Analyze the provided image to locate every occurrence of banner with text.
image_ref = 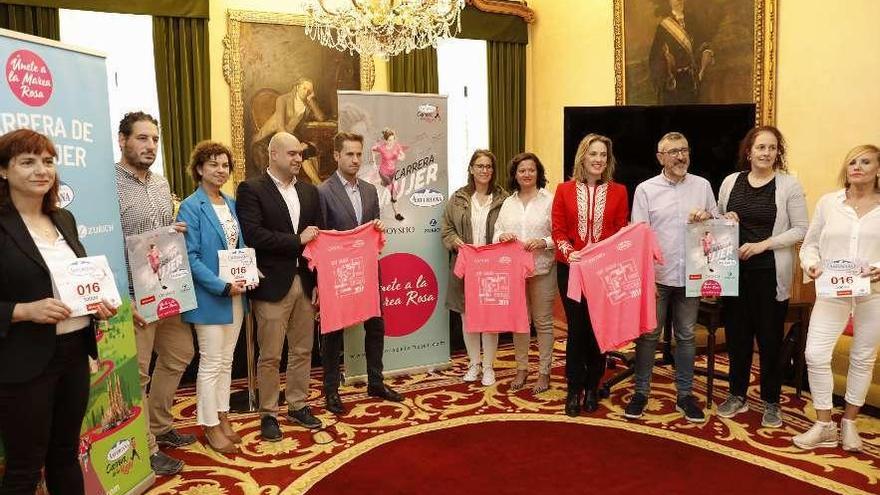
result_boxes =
[0,30,153,494]
[337,91,450,377]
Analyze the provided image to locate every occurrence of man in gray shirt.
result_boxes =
[626,131,716,423]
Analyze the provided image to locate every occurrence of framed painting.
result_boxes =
[223,9,375,185]
[613,0,777,124]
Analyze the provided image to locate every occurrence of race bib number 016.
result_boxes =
[816,259,871,298]
[56,255,122,317]
[218,248,259,286]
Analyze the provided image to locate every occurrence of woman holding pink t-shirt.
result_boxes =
[495,152,558,393]
[552,134,629,417]
[442,150,508,386]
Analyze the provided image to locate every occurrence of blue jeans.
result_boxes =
[634,284,698,399]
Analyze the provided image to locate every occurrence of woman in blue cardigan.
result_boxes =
[177,141,252,454]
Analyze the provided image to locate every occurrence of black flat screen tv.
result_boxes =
[563,104,756,202]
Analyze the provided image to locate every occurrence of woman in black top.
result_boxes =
[716,126,808,428]
[0,129,116,494]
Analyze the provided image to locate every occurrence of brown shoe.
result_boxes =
[532,373,551,394]
[218,412,242,444]
[205,425,237,454]
[510,370,528,391]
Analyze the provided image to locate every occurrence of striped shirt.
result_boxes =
[115,164,175,295]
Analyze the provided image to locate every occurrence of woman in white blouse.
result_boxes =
[177,141,252,454]
[794,144,880,453]
[495,152,558,393]
[441,150,508,386]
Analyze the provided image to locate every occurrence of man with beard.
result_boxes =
[115,112,194,475]
[625,131,716,423]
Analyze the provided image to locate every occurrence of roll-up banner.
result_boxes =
[0,29,153,495]
[337,91,451,378]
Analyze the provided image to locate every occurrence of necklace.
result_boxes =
[21,214,55,238]
[847,190,880,212]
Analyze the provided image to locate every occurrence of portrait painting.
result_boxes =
[614,0,777,123]
[224,10,374,185]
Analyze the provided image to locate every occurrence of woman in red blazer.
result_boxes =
[552,133,629,417]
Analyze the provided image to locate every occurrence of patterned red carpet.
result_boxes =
[146,342,880,495]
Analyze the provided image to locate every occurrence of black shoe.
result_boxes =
[394,213,405,221]
[150,451,184,476]
[368,384,404,402]
[624,393,649,419]
[155,428,197,448]
[676,395,707,423]
[564,391,581,417]
[260,415,282,442]
[325,391,348,415]
[583,389,599,413]
[287,405,323,429]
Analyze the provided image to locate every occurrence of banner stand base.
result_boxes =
[343,361,453,386]
[229,389,257,413]
[125,472,156,495]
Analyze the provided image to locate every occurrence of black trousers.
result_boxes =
[557,263,606,393]
[0,330,90,495]
[321,316,385,393]
[723,268,789,403]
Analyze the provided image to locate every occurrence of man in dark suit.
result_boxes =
[236,132,323,442]
[317,132,403,415]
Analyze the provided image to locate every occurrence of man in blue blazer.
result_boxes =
[236,132,323,442]
[317,132,404,415]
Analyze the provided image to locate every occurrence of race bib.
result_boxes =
[218,248,259,286]
[816,259,871,298]
[55,255,122,317]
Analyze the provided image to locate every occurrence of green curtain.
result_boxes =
[2,1,207,18]
[487,40,526,188]
[0,3,59,40]
[153,16,211,198]
[459,5,527,43]
[389,46,438,94]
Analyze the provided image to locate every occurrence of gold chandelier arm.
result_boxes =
[317,0,337,15]
[351,0,368,15]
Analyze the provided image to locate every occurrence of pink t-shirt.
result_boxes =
[453,242,535,333]
[371,142,404,178]
[567,222,664,352]
[303,223,385,334]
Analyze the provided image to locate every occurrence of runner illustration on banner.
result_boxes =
[371,127,408,221]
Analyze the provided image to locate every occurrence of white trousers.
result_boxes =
[462,320,499,371]
[194,296,244,426]
[804,293,880,410]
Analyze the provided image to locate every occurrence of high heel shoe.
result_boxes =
[218,412,242,444]
[205,424,237,454]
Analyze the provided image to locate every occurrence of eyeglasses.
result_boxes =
[472,164,493,171]
[660,148,690,157]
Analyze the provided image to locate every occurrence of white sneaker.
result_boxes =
[481,368,496,386]
[463,364,480,382]
[793,421,838,450]
[840,418,863,452]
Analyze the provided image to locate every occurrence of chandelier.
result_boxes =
[304,0,465,59]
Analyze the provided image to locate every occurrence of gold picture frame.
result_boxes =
[613,0,777,124]
[223,9,375,186]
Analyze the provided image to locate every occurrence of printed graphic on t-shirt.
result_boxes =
[333,256,366,297]
[477,272,510,305]
[598,259,642,304]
